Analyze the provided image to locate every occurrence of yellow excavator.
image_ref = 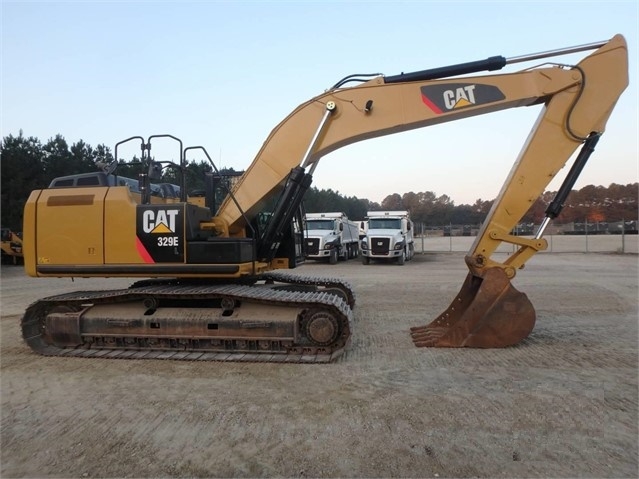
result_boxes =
[1,227,24,265]
[21,34,628,361]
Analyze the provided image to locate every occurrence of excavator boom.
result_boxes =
[217,35,627,235]
[20,35,628,360]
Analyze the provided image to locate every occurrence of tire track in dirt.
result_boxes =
[2,253,637,478]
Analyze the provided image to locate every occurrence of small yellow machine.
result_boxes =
[21,35,628,361]
[1,228,23,265]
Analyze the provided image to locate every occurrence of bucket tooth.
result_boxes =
[410,268,536,348]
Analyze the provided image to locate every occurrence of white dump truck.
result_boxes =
[304,212,360,264]
[360,210,415,265]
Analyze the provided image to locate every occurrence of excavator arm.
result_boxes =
[216,34,627,348]
[219,35,627,238]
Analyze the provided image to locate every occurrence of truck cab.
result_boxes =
[360,211,414,265]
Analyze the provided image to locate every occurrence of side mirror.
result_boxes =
[97,160,117,175]
[339,223,343,232]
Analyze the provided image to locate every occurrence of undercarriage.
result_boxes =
[21,272,354,363]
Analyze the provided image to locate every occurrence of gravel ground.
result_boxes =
[1,251,637,478]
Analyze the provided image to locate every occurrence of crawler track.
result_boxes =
[21,275,354,363]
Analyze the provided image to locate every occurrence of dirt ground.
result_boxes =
[1,251,637,478]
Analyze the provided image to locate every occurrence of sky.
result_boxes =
[2,1,638,206]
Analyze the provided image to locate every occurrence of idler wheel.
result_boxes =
[304,310,340,346]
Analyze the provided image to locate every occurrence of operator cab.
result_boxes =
[49,172,141,192]
[48,172,181,199]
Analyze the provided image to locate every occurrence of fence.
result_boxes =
[412,221,639,254]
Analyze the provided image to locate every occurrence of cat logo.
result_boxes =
[421,83,505,114]
[136,205,184,263]
[443,85,477,109]
[142,209,179,233]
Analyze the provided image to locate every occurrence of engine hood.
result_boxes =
[366,229,404,238]
[305,230,339,239]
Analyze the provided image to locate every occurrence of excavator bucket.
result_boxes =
[410,267,536,348]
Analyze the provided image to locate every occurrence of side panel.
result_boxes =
[35,188,108,266]
[23,190,40,276]
[104,188,145,264]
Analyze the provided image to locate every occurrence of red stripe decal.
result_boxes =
[136,237,155,263]
[421,93,442,114]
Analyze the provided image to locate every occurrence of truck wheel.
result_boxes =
[397,250,406,265]
[353,245,359,258]
[362,256,370,265]
[329,248,338,265]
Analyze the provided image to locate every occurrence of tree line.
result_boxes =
[2,132,637,232]
[371,184,638,227]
